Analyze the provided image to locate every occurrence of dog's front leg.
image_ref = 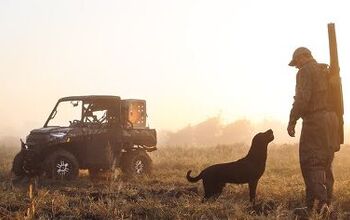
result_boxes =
[248,180,258,205]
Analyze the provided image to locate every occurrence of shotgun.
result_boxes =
[327,23,344,144]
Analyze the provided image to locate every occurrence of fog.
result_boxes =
[1,0,350,147]
[158,117,350,147]
[2,115,349,148]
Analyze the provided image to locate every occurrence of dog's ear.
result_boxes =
[251,133,263,146]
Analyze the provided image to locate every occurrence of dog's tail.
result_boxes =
[186,170,202,182]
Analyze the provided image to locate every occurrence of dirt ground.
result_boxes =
[1,143,350,219]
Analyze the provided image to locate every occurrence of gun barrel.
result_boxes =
[328,23,340,75]
[327,23,344,144]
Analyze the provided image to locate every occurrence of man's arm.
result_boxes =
[288,68,312,135]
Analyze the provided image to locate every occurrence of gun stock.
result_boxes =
[327,23,344,144]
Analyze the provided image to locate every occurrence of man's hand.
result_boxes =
[287,123,295,137]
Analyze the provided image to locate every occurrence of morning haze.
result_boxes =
[0,0,349,143]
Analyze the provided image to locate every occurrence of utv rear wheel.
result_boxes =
[45,150,79,180]
[121,150,152,176]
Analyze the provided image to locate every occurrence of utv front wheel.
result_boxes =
[121,150,152,176]
[45,150,79,180]
[12,151,25,177]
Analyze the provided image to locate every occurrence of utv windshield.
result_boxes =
[46,100,83,127]
[45,99,118,127]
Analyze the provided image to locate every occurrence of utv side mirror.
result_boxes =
[20,139,28,150]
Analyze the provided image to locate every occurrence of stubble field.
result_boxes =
[1,143,350,219]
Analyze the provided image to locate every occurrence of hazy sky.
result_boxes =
[0,0,349,138]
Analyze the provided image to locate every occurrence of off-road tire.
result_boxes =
[44,149,79,180]
[120,150,152,177]
[12,151,25,177]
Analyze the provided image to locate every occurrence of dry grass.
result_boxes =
[1,143,350,219]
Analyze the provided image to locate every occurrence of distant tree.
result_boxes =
[221,119,253,144]
[166,125,195,146]
[193,117,222,146]
[161,117,324,146]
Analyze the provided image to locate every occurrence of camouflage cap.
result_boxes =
[289,47,312,66]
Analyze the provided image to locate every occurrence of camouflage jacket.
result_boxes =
[289,59,329,126]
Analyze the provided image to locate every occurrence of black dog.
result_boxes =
[186,129,274,202]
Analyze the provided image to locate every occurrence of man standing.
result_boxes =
[287,47,340,216]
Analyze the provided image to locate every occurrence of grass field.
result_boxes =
[1,143,350,219]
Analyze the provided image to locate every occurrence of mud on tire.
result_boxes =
[120,150,152,176]
[44,149,79,180]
